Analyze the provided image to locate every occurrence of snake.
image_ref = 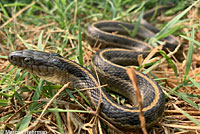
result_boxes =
[8,6,179,131]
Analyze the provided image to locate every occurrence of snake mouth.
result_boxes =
[9,51,25,67]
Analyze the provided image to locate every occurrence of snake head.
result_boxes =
[9,49,62,69]
[8,49,68,84]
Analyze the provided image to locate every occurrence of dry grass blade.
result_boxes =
[162,124,200,130]
[126,67,147,134]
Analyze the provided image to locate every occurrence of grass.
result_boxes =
[0,0,200,133]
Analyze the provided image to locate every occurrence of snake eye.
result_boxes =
[24,57,32,64]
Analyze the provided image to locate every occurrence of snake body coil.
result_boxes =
[8,18,178,130]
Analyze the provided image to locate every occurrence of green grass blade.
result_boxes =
[173,104,200,126]
[160,50,178,77]
[0,92,13,97]
[107,0,116,18]
[17,34,33,50]
[156,24,181,39]
[184,27,194,82]
[37,30,44,51]
[143,60,161,74]
[14,91,24,105]
[0,56,8,59]
[168,80,190,95]
[175,91,200,110]
[119,8,144,37]
[29,80,44,110]
[35,108,90,113]
[31,102,47,112]
[165,1,187,15]
[181,35,200,47]
[0,114,12,121]
[75,88,90,106]
[54,106,64,134]
[14,69,22,81]
[3,3,27,7]
[65,88,86,110]
[0,99,9,106]
[132,8,144,37]
[188,76,200,91]
[77,21,83,66]
[33,81,43,101]
[17,114,32,131]
[0,2,9,19]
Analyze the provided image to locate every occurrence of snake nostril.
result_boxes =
[9,55,14,61]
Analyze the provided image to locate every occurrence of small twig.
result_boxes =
[18,82,70,134]
[0,1,35,29]
[126,67,147,134]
